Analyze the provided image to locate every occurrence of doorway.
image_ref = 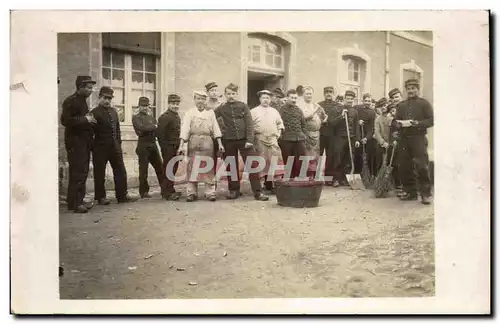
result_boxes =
[247,70,284,109]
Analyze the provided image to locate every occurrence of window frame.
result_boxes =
[247,36,285,75]
[101,49,160,125]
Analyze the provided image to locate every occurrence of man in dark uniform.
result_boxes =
[318,86,341,184]
[389,87,411,195]
[329,90,361,187]
[60,75,97,213]
[215,83,269,201]
[157,94,182,201]
[392,79,433,205]
[132,97,167,199]
[279,89,308,179]
[357,93,378,177]
[91,86,137,204]
[271,87,285,110]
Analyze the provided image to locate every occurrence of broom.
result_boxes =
[373,144,396,198]
[360,127,373,189]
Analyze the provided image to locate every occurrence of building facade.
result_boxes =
[58,31,433,193]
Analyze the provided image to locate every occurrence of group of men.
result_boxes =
[61,74,433,214]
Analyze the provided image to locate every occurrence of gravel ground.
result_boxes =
[59,182,434,299]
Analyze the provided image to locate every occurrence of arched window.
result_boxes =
[400,60,424,95]
[247,36,285,74]
[337,45,371,104]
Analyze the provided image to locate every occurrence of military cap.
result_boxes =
[138,97,150,106]
[193,90,208,98]
[388,88,401,98]
[405,79,420,88]
[362,93,372,100]
[225,83,239,92]
[376,97,388,108]
[168,94,181,102]
[344,90,356,98]
[335,95,344,101]
[257,89,273,97]
[205,82,218,91]
[75,75,96,88]
[387,102,397,112]
[273,88,285,98]
[323,86,335,92]
[98,86,114,97]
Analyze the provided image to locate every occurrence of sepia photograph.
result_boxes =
[57,30,435,299]
[10,10,489,314]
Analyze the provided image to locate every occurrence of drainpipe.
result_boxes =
[384,32,391,97]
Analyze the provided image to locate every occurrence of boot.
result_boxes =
[141,193,152,199]
[421,195,432,205]
[399,192,418,201]
[117,194,139,203]
[254,192,269,201]
[164,192,181,201]
[207,195,217,202]
[96,198,111,205]
[186,194,197,202]
[227,191,241,200]
[73,204,88,214]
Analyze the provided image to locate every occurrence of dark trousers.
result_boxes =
[264,175,274,190]
[320,134,330,156]
[161,143,180,194]
[399,135,431,197]
[65,137,91,209]
[355,138,377,175]
[331,136,355,182]
[375,145,401,187]
[222,139,262,194]
[93,143,128,200]
[279,139,307,179]
[136,143,165,196]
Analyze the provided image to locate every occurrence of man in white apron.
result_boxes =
[178,91,224,202]
[251,89,285,194]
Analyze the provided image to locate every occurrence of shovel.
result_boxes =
[345,113,365,190]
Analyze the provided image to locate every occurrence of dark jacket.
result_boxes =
[157,109,181,147]
[392,97,434,137]
[60,92,94,145]
[215,100,254,144]
[132,110,158,148]
[328,105,361,140]
[318,99,341,137]
[356,105,377,139]
[278,102,307,141]
[90,105,122,149]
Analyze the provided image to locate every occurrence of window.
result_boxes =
[340,55,366,104]
[247,36,285,73]
[102,49,159,123]
[400,60,424,95]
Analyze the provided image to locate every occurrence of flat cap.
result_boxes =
[323,86,335,92]
[98,86,114,97]
[168,94,181,102]
[193,90,208,98]
[205,82,218,91]
[273,88,285,98]
[257,89,273,97]
[376,97,388,108]
[344,90,356,98]
[404,79,420,88]
[138,97,150,106]
[388,88,401,98]
[75,75,96,88]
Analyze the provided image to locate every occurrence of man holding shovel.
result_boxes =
[328,90,361,188]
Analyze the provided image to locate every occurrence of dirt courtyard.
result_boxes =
[59,182,435,299]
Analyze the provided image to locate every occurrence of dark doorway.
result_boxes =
[247,70,284,109]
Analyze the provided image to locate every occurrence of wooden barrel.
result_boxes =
[275,179,324,208]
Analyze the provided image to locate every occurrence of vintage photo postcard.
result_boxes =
[10,10,490,314]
